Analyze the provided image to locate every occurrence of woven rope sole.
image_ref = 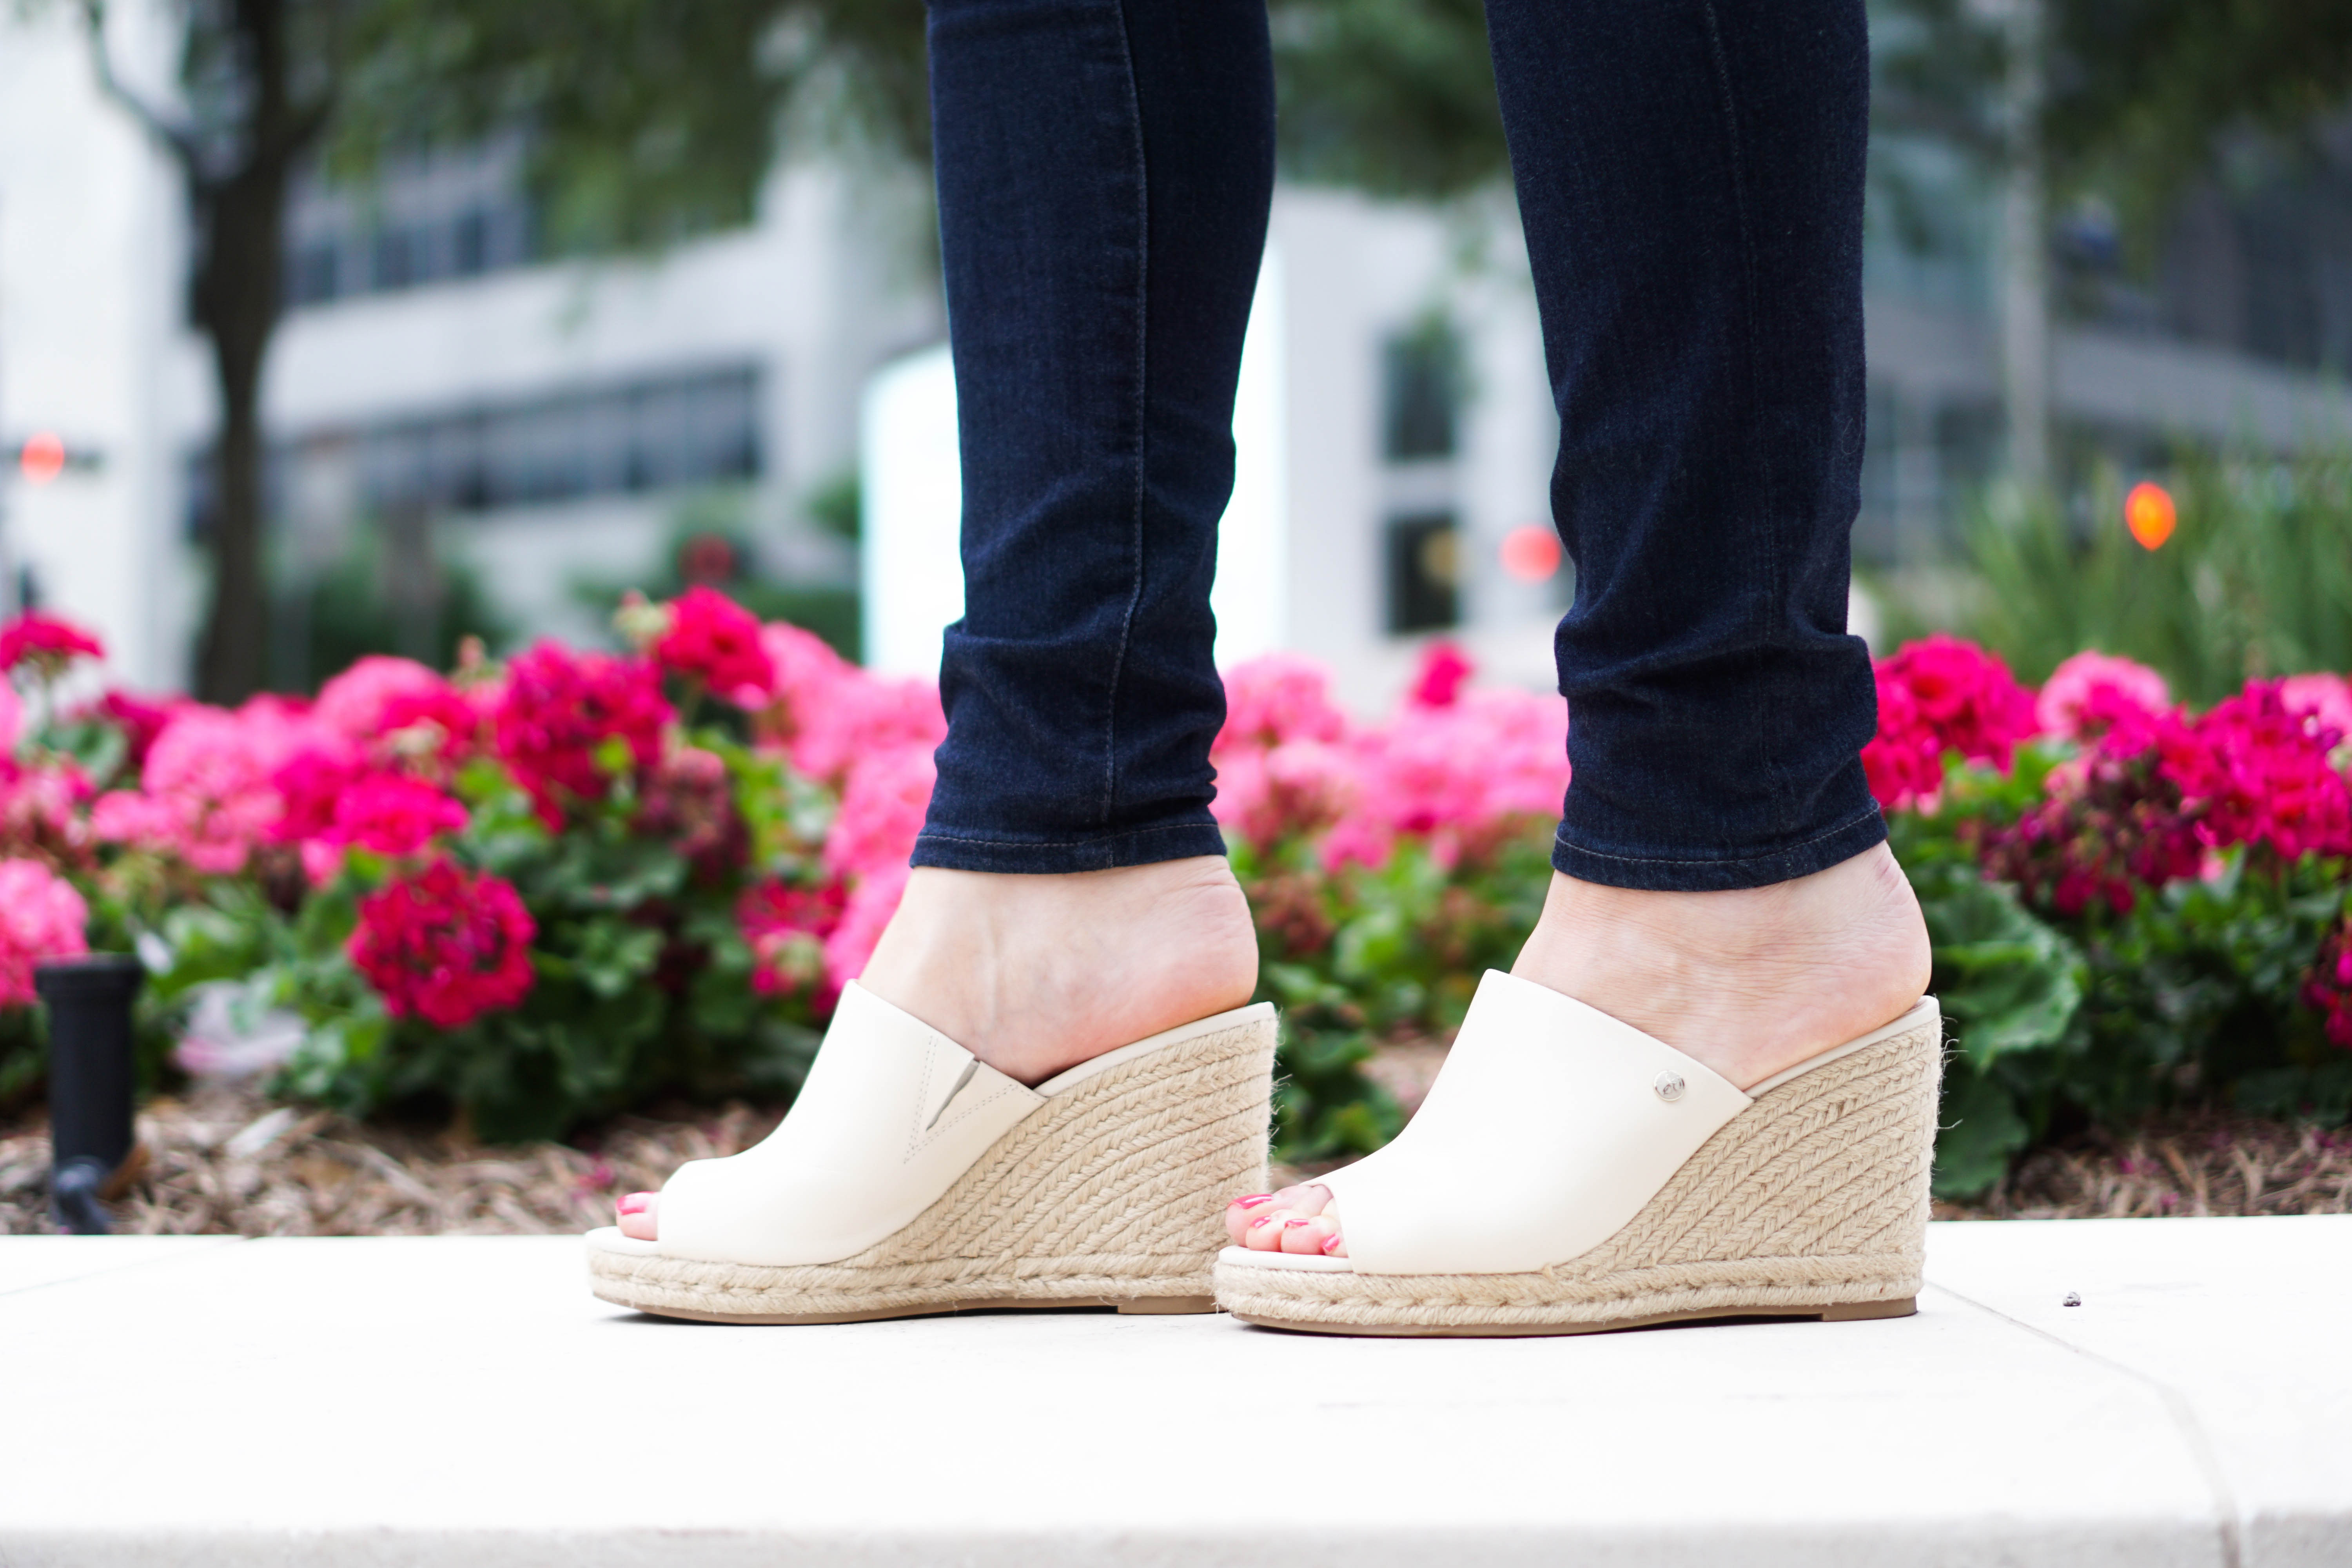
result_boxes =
[1214,1013,1942,1336]
[589,1013,1276,1323]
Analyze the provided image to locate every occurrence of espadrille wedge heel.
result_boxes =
[588,983,1277,1323]
[1215,970,1940,1337]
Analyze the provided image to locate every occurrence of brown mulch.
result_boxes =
[1935,1112,2352,1220]
[0,1085,783,1237]
[4,1066,2348,1236]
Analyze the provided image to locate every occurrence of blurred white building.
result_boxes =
[5,3,2350,708]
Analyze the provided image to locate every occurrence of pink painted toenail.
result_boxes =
[617,1193,650,1215]
[1232,1194,1273,1207]
[1249,1215,1274,1229]
[1321,1235,1343,1254]
[1284,1218,1309,1227]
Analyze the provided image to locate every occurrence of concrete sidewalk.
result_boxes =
[2,1217,2346,1566]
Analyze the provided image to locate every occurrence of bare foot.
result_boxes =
[619,856,1260,1240]
[1228,842,1932,1259]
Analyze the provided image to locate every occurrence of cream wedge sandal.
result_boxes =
[587,982,1277,1323]
[1215,970,1941,1337]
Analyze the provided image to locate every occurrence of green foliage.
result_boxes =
[1907,451,2352,700]
[327,1,928,252]
[275,529,515,691]
[572,492,861,663]
[1269,0,1505,199]
[1886,744,2352,1197]
[131,734,828,1144]
[1875,0,2352,247]
[1235,826,1549,1162]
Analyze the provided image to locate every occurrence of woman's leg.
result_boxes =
[623,0,1273,1239]
[862,0,1272,1085]
[920,0,1273,874]
[1242,0,1928,1259]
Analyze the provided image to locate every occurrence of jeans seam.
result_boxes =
[916,822,1217,851]
[1551,801,1881,867]
[1098,0,1152,832]
[1697,0,1795,846]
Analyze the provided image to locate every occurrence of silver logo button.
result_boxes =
[1654,1072,1686,1103]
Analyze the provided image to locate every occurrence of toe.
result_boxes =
[1224,1192,1276,1245]
[617,1191,659,1241]
[1240,1207,1290,1250]
[1277,1214,1339,1254]
[1269,1182,1332,1218]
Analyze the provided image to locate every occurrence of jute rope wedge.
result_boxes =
[588,984,1276,1324]
[1216,971,1941,1337]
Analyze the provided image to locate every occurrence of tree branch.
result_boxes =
[78,0,205,176]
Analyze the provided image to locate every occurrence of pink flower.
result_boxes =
[0,858,89,1007]
[1407,642,1476,709]
[823,747,936,880]
[2161,682,2352,862]
[1211,739,1360,853]
[0,757,94,861]
[1864,636,2041,810]
[784,675,946,788]
[98,698,339,873]
[2036,652,2170,740]
[2304,915,2352,1051]
[824,861,908,994]
[738,879,846,1004]
[0,612,104,674]
[2279,673,2352,752]
[271,748,367,843]
[325,775,468,856]
[1216,655,1350,751]
[314,656,449,742]
[637,743,743,875]
[0,683,19,753]
[347,859,536,1029]
[1337,688,1569,867]
[492,642,672,824]
[655,587,774,702]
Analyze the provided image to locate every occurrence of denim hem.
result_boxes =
[910,819,1230,875]
[1548,804,1887,892]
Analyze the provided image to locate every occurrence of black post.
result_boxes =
[36,954,146,1235]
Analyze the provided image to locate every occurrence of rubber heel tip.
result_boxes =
[1821,1296,1916,1323]
[1115,1295,1218,1315]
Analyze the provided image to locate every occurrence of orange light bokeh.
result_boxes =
[1499,524,1562,582]
[2125,481,2176,551]
[19,431,66,486]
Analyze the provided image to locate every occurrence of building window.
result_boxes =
[281,139,539,309]
[1385,511,1461,633]
[1382,320,1464,461]
[186,366,764,537]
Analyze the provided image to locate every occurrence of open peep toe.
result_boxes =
[1215,970,1942,1337]
[588,982,1278,1323]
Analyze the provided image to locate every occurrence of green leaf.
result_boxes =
[1917,868,2083,1067]
[1932,1059,2031,1201]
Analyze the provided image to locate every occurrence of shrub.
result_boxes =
[5,594,2347,1200]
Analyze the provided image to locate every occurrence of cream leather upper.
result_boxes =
[657,983,1044,1266]
[1232,978,1941,1278]
[652,984,1278,1269]
[1312,969,1755,1276]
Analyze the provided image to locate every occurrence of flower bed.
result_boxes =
[2,600,2348,1196]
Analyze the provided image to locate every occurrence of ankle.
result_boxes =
[857,857,1260,1083]
[1510,845,1929,1088]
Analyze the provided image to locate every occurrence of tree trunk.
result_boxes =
[197,216,279,704]
[188,20,301,701]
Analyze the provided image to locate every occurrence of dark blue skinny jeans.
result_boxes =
[913,0,1885,891]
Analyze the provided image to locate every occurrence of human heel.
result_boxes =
[586,984,1277,1323]
[1213,970,1940,1337]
